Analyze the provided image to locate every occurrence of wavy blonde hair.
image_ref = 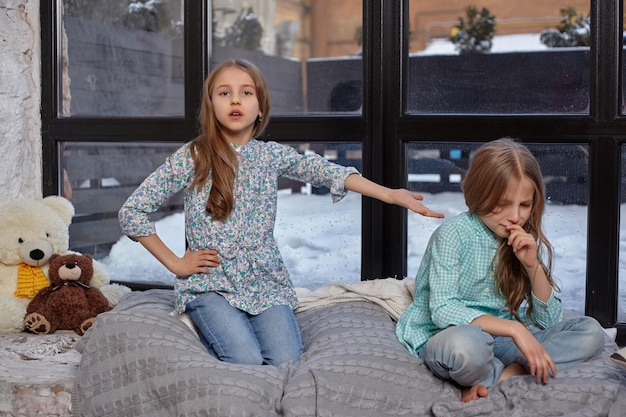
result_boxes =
[462,138,557,323]
[189,59,271,221]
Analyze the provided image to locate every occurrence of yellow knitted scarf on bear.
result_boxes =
[15,263,49,298]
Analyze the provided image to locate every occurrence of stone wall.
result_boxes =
[0,0,41,200]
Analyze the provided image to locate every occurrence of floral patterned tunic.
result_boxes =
[119,139,358,314]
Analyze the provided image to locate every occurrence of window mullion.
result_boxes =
[585,0,621,328]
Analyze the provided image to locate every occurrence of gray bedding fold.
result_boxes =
[72,289,626,417]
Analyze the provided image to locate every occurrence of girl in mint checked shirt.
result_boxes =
[119,59,444,366]
[396,138,605,403]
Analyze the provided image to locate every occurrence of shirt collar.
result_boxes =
[469,211,501,242]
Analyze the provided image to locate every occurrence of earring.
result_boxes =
[256,115,262,123]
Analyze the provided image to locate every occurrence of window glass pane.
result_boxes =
[406,142,588,314]
[60,1,185,117]
[62,141,183,262]
[210,1,363,115]
[275,142,362,289]
[63,141,362,289]
[407,1,590,114]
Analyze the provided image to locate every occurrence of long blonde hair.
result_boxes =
[189,59,271,221]
[462,138,557,323]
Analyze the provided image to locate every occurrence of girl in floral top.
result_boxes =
[396,138,605,402]
[119,59,444,366]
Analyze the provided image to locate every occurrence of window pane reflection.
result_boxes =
[59,1,366,117]
[407,1,590,114]
[210,1,363,115]
[406,141,588,315]
[60,1,185,117]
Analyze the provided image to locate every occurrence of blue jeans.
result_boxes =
[186,291,303,366]
[419,316,605,388]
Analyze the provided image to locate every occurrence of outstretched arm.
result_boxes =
[344,173,445,218]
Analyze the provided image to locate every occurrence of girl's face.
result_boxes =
[211,66,262,144]
[479,176,535,238]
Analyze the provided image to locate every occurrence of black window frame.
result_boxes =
[41,0,626,344]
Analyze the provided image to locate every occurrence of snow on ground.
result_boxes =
[417,33,549,56]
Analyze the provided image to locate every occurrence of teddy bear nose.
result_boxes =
[29,249,45,261]
[65,262,77,269]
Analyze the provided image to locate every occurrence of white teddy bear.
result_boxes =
[0,196,130,333]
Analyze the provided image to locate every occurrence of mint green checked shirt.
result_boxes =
[396,211,562,356]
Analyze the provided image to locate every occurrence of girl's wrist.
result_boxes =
[164,255,181,273]
[524,262,541,275]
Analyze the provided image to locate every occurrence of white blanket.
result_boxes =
[295,277,415,321]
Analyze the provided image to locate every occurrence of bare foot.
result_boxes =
[460,363,527,403]
[498,362,528,382]
[461,384,489,402]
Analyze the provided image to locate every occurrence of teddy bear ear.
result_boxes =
[42,196,75,226]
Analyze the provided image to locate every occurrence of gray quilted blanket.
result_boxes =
[72,289,626,417]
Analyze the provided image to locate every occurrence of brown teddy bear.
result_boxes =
[24,253,112,335]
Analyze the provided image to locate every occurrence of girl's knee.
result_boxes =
[560,316,606,359]
[580,317,607,356]
[442,325,493,357]
[222,348,264,365]
[263,331,303,365]
[424,325,495,385]
[265,345,303,366]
